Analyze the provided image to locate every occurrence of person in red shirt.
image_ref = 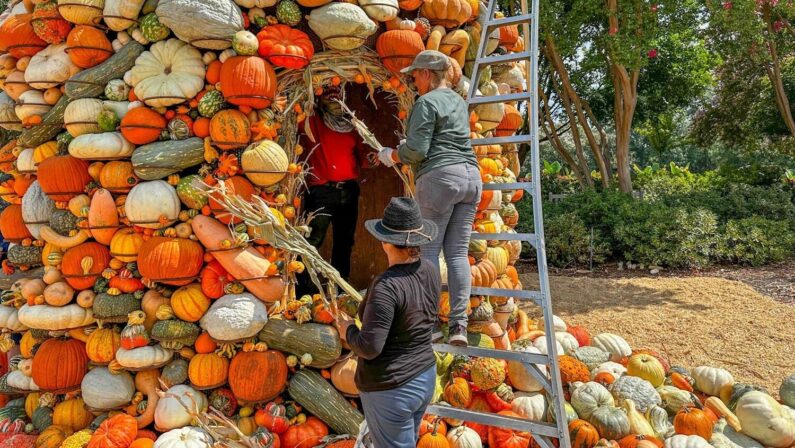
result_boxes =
[297,87,371,293]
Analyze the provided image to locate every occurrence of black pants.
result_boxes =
[297,181,360,296]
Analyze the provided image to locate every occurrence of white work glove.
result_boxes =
[399,138,406,147]
[378,147,396,167]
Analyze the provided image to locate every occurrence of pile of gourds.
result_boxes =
[426,314,795,448]
[0,0,531,445]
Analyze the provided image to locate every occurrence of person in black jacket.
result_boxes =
[334,197,440,448]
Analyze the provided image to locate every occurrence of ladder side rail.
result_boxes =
[467,0,498,99]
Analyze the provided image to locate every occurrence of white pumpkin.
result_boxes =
[511,392,546,421]
[0,91,21,131]
[103,100,131,119]
[103,0,145,31]
[308,3,378,51]
[22,180,55,239]
[15,147,37,173]
[734,391,795,448]
[69,132,135,160]
[539,314,567,332]
[64,98,104,137]
[199,293,268,342]
[592,333,632,362]
[24,44,80,89]
[664,435,714,448]
[532,334,564,356]
[130,39,206,108]
[710,419,762,448]
[156,0,244,50]
[17,303,95,330]
[58,0,105,25]
[506,345,546,392]
[154,427,213,448]
[6,370,39,391]
[474,81,504,131]
[555,331,579,355]
[591,362,626,380]
[125,180,180,229]
[16,90,52,121]
[0,305,27,332]
[691,366,734,397]
[81,367,136,410]
[358,0,398,22]
[569,381,614,420]
[446,425,482,448]
[155,385,208,431]
[116,345,174,369]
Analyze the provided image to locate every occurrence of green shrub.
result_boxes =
[543,213,609,268]
[718,217,795,266]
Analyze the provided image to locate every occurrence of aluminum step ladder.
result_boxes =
[425,0,571,445]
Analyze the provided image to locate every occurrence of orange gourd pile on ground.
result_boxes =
[0,0,793,447]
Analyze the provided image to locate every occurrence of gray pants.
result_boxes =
[416,163,482,327]
[359,365,436,448]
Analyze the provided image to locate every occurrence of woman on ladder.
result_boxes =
[379,50,482,346]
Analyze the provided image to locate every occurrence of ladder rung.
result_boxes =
[470,232,537,244]
[433,343,549,364]
[469,92,533,105]
[470,287,543,302]
[473,134,534,146]
[482,181,532,192]
[426,405,561,438]
[475,51,533,66]
[486,14,533,28]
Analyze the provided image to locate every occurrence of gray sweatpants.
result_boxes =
[416,162,482,327]
[359,365,436,448]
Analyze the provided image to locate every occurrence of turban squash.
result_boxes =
[256,25,314,69]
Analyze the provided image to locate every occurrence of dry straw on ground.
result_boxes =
[519,272,795,394]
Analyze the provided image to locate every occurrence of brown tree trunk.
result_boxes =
[607,0,637,193]
[764,5,795,137]
[550,74,594,187]
[539,86,588,186]
[543,36,611,187]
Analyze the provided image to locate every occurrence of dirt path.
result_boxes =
[518,272,795,394]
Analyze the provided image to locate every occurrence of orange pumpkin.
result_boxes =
[282,417,329,448]
[219,56,277,109]
[420,0,472,28]
[487,411,530,448]
[496,104,522,136]
[566,325,591,347]
[61,242,111,290]
[398,0,423,10]
[499,25,520,50]
[99,161,138,193]
[443,377,472,408]
[209,109,251,151]
[617,435,664,448]
[66,26,112,68]
[0,14,48,58]
[559,355,590,384]
[87,413,138,448]
[228,350,288,403]
[120,107,167,145]
[417,419,449,448]
[470,259,497,287]
[208,176,256,224]
[188,353,229,389]
[673,407,713,440]
[0,204,33,242]
[32,338,88,392]
[194,332,217,354]
[137,237,205,286]
[569,419,599,448]
[256,25,314,69]
[376,29,425,74]
[37,155,91,202]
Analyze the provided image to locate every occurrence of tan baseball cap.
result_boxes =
[400,50,452,74]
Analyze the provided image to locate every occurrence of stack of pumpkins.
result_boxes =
[0,0,532,445]
[427,317,795,448]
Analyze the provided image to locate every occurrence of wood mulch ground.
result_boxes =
[517,264,795,395]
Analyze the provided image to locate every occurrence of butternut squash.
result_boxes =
[134,369,160,429]
[88,189,119,245]
[705,396,741,432]
[426,26,446,51]
[39,226,90,249]
[191,215,285,303]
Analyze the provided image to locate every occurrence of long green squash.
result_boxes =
[17,96,71,148]
[258,319,341,368]
[65,41,144,99]
[288,369,363,436]
[131,137,205,180]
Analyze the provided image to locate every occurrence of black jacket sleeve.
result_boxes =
[345,281,396,360]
